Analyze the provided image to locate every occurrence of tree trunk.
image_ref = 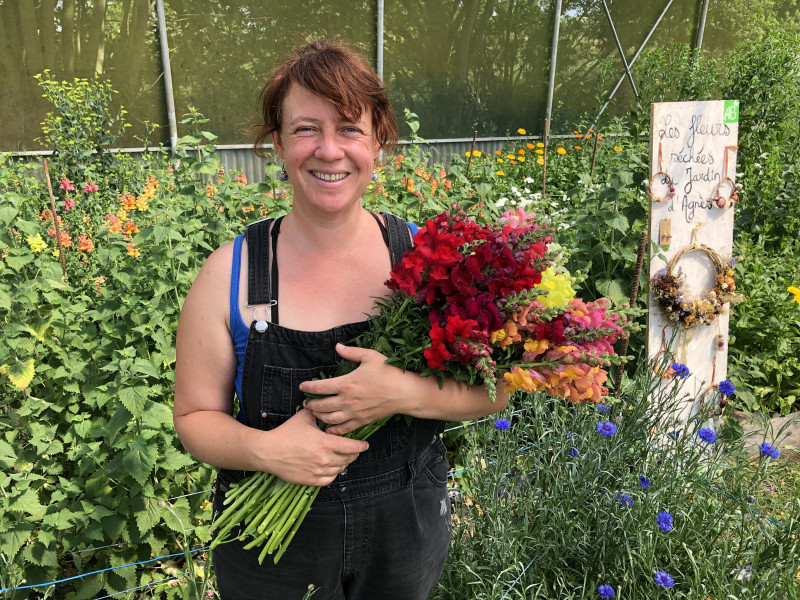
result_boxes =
[17,0,44,76]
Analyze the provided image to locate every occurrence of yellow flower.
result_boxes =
[537,142,544,148]
[536,149,544,155]
[517,128,526,135]
[537,157,545,165]
[789,286,800,304]
[497,158,504,163]
[26,233,47,253]
[465,150,482,158]
[127,243,141,258]
[518,156,525,162]
[556,147,566,155]
[614,145,623,152]
[496,170,505,176]
[506,154,516,160]
[537,267,576,308]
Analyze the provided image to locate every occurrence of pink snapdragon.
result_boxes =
[84,181,99,193]
[59,178,75,191]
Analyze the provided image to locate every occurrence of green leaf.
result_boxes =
[0,205,18,224]
[123,439,157,486]
[133,494,162,535]
[5,253,34,271]
[0,523,34,559]
[118,384,150,418]
[1,356,36,390]
[605,213,629,233]
[595,279,627,305]
[11,488,46,518]
[0,438,17,469]
[161,497,191,533]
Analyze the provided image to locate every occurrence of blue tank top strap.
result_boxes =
[230,233,248,423]
[230,234,243,333]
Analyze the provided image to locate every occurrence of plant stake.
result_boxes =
[42,158,68,280]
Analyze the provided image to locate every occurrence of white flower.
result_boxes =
[511,186,518,194]
[496,197,508,206]
[524,177,535,184]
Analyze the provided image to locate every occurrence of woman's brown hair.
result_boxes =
[253,40,398,157]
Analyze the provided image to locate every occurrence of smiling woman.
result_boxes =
[172,40,507,600]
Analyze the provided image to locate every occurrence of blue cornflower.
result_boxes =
[760,442,780,459]
[598,584,615,598]
[654,571,674,588]
[568,447,579,457]
[668,430,680,440]
[596,403,611,414]
[494,418,511,431]
[615,493,633,507]
[698,428,718,444]
[671,362,690,378]
[639,476,650,488]
[718,379,736,395]
[657,511,673,532]
[596,421,617,437]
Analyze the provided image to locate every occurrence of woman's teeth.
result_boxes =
[312,171,348,182]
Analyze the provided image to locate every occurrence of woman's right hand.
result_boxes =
[262,408,368,487]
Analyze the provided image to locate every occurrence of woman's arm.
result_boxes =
[300,344,509,436]
[173,244,367,486]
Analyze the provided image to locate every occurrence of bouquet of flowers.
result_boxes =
[210,204,633,563]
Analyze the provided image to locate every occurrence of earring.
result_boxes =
[278,161,289,182]
[371,171,378,182]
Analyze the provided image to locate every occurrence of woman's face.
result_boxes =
[271,84,380,216]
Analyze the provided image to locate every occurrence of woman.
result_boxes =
[173,40,508,600]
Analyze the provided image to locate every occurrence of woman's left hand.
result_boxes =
[299,343,409,436]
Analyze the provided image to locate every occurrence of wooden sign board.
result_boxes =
[647,100,739,419]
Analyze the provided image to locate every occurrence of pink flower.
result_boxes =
[63,199,75,210]
[84,182,99,193]
[59,178,75,191]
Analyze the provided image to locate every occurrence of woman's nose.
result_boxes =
[314,131,346,160]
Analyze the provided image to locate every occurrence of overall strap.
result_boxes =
[379,211,414,266]
[245,218,275,306]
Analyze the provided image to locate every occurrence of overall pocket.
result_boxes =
[258,363,338,430]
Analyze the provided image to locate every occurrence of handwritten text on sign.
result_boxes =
[652,101,739,223]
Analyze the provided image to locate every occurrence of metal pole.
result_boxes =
[543,0,563,200]
[377,0,385,80]
[601,0,638,99]
[695,0,710,51]
[592,0,674,129]
[156,0,178,153]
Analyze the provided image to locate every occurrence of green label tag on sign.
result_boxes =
[723,100,739,123]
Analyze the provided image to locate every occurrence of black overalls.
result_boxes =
[213,213,451,600]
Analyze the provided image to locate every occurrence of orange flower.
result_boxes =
[127,243,141,258]
[518,149,525,155]
[77,235,94,253]
[120,194,136,210]
[527,143,535,150]
[105,214,123,234]
[575,146,582,150]
[124,221,139,235]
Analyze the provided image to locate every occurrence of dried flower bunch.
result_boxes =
[651,244,742,328]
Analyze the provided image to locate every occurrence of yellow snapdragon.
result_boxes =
[538,266,576,308]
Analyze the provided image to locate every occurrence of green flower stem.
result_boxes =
[215,414,394,562]
[272,487,320,564]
